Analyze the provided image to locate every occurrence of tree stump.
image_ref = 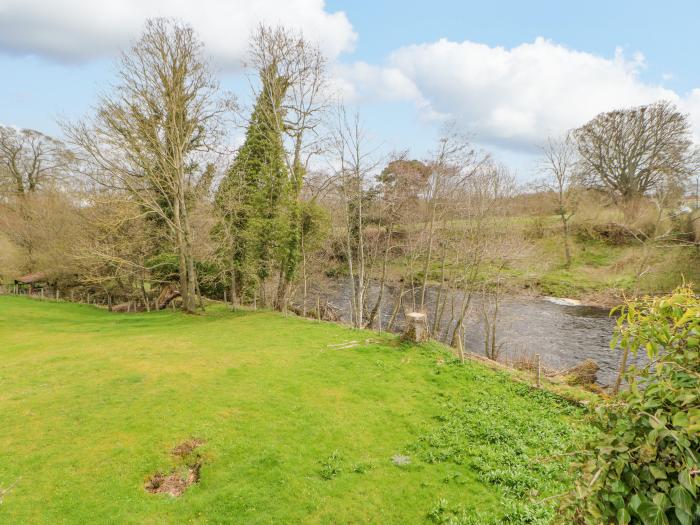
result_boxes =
[403,312,429,343]
[559,359,600,386]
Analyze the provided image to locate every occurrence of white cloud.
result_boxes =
[338,37,697,151]
[331,62,423,102]
[682,89,700,142]
[0,0,356,69]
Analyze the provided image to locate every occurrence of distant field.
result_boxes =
[0,297,591,524]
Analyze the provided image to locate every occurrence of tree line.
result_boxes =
[1,18,698,334]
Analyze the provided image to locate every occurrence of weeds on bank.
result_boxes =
[413,365,595,524]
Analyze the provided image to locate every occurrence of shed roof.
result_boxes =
[15,272,47,284]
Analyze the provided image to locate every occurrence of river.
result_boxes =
[301,280,640,386]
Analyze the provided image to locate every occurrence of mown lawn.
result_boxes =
[0,297,591,524]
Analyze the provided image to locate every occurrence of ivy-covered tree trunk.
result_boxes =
[275,154,304,311]
[215,70,290,306]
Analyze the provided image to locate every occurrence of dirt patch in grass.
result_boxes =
[171,438,205,458]
[145,438,205,497]
[144,462,201,497]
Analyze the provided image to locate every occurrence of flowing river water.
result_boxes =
[303,280,641,386]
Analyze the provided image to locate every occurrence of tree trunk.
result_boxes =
[173,196,195,313]
[140,279,150,312]
[195,277,205,312]
[301,234,308,317]
[275,141,305,313]
[365,227,392,329]
[561,213,572,267]
[451,290,474,348]
[386,282,404,332]
[613,347,629,395]
[420,171,441,309]
[431,243,448,335]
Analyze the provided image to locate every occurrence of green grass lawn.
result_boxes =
[0,297,591,524]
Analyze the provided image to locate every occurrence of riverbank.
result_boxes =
[375,221,699,308]
[522,236,699,306]
[0,296,593,524]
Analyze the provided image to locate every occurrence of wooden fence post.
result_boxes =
[535,353,541,388]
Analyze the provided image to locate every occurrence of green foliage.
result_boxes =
[277,196,329,289]
[145,253,225,298]
[351,460,374,474]
[426,494,559,524]
[300,200,330,249]
[318,451,343,480]
[195,259,226,298]
[215,71,290,300]
[409,367,591,524]
[145,252,180,283]
[561,286,700,524]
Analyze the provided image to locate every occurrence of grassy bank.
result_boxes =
[520,231,699,303]
[0,297,593,523]
[381,214,699,306]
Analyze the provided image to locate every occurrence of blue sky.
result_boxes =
[1,0,699,179]
[328,1,700,92]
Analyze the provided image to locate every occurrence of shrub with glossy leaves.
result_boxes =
[561,286,699,524]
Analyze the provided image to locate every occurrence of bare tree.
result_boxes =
[418,126,490,312]
[0,191,82,275]
[0,126,70,196]
[445,163,517,348]
[64,18,226,313]
[364,155,429,329]
[539,133,579,266]
[330,108,381,328]
[574,101,697,204]
[72,197,159,310]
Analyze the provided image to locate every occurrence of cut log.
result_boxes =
[111,302,131,313]
[156,285,181,310]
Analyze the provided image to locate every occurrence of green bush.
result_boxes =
[561,286,700,524]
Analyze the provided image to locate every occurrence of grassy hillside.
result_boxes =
[0,297,592,524]
[389,214,700,305]
[521,232,699,301]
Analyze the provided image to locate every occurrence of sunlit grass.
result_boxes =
[0,297,590,524]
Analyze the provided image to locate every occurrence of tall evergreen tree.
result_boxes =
[215,68,290,304]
